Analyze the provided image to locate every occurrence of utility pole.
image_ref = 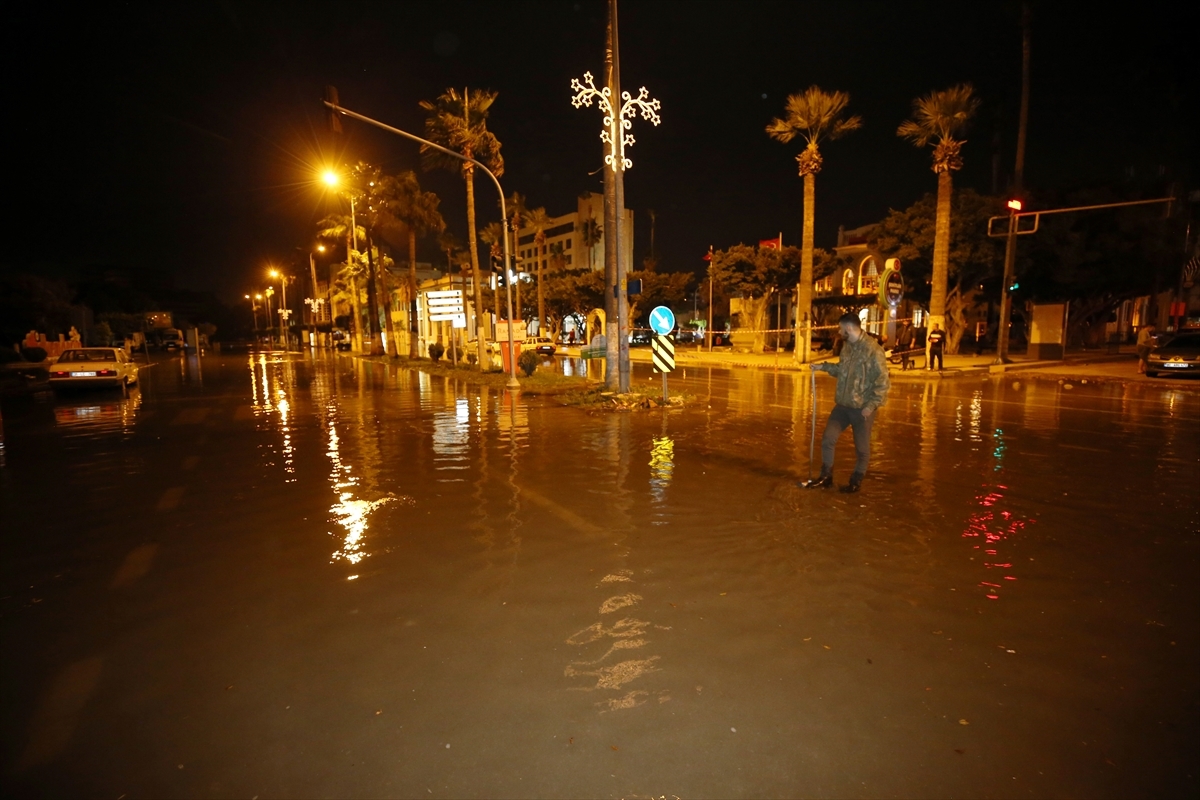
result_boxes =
[602,0,625,391]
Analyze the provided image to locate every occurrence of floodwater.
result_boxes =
[1,352,1197,799]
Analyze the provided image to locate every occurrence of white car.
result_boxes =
[523,336,557,355]
[49,348,139,390]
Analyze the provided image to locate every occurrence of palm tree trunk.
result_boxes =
[464,165,487,367]
[408,230,420,358]
[515,258,523,323]
[930,169,953,326]
[795,170,815,364]
[349,277,363,352]
[365,236,383,355]
[346,233,362,352]
[538,258,546,336]
[375,245,399,358]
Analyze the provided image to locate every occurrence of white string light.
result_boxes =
[570,71,661,171]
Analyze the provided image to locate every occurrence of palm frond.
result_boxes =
[766,85,860,148]
[898,84,980,146]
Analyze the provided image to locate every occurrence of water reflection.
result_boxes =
[323,407,399,575]
[52,389,141,436]
[649,434,674,508]
[961,482,1033,600]
[432,397,471,482]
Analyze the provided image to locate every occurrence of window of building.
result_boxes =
[565,240,572,249]
[858,257,879,295]
[841,269,856,295]
[566,254,572,265]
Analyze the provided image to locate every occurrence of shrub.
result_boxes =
[517,349,539,377]
[21,346,48,362]
[466,352,478,366]
[428,342,445,362]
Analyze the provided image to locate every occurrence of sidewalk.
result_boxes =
[561,344,1200,389]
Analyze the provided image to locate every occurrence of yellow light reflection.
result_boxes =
[325,416,393,567]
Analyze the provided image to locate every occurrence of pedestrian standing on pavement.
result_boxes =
[801,313,891,494]
[896,320,915,370]
[1136,324,1157,374]
[927,324,946,371]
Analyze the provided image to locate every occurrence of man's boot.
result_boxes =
[800,470,833,489]
[840,473,864,494]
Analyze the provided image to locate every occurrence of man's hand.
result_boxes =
[861,406,874,419]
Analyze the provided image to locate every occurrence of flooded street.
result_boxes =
[2,352,1197,798]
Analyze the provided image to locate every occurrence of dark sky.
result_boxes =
[6,1,1193,301]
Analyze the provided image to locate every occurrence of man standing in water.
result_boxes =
[801,313,891,494]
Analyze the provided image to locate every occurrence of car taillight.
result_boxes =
[52,371,69,377]
[96,369,117,376]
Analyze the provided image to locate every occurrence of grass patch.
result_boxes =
[359,355,594,395]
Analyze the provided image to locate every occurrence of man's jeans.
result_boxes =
[821,404,874,478]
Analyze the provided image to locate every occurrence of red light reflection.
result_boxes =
[962,483,1035,600]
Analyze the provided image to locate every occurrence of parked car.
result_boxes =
[49,348,139,390]
[1145,332,1200,378]
[332,330,352,351]
[524,336,557,355]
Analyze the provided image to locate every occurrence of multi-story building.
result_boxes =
[512,192,633,277]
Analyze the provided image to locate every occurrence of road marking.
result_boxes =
[110,543,159,588]
[181,456,199,470]
[171,408,210,425]
[15,656,103,771]
[233,405,254,421]
[520,487,608,538]
[156,487,184,511]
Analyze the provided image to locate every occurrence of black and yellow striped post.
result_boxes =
[651,333,676,401]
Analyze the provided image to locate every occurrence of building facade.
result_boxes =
[513,192,634,277]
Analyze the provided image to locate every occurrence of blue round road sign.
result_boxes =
[649,306,675,335]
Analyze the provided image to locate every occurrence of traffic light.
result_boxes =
[1009,281,1020,292]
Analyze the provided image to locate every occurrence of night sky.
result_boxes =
[7,1,1193,301]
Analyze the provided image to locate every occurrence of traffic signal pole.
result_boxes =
[323,95,520,390]
[995,203,1020,364]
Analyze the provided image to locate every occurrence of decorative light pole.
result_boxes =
[569,71,661,173]
[570,0,661,392]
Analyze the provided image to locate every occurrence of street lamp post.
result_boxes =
[321,97,522,390]
[271,269,294,351]
[264,286,276,350]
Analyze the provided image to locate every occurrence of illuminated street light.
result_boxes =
[322,170,338,187]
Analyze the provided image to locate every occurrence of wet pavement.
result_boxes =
[1,351,1197,798]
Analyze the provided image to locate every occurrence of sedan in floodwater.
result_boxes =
[1146,332,1200,377]
[49,347,139,390]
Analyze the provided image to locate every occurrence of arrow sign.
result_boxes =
[649,305,675,335]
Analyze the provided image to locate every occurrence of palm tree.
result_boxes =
[348,162,388,355]
[390,171,446,357]
[480,221,506,330]
[766,86,862,362]
[419,87,504,367]
[503,192,529,322]
[526,207,554,333]
[897,84,980,331]
[578,216,602,271]
[317,214,366,350]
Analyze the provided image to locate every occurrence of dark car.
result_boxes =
[1146,332,1200,378]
